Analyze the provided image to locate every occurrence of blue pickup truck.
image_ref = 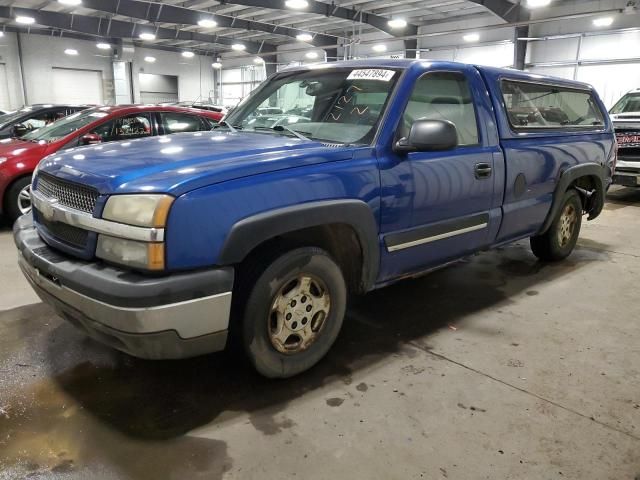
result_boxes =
[14,60,615,378]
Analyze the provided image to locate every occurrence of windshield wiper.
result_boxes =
[214,121,240,133]
[252,125,311,141]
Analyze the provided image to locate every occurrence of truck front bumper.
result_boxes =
[14,215,234,359]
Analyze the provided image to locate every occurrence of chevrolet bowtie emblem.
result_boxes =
[40,197,59,221]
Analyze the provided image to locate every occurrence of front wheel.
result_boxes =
[241,247,347,378]
[530,189,582,262]
[5,177,32,223]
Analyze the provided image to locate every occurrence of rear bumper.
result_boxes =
[14,215,234,359]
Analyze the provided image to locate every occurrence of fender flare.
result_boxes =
[538,163,606,235]
[218,199,380,290]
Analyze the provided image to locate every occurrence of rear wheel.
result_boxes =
[240,247,347,378]
[5,177,32,223]
[530,189,582,262]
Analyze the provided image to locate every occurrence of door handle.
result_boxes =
[474,162,492,179]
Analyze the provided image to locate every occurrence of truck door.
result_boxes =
[379,67,503,281]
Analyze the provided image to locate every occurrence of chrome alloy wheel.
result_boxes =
[557,203,578,248]
[268,274,331,354]
[17,183,32,215]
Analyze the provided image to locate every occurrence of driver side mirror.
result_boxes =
[394,119,458,153]
[81,133,102,145]
[12,124,28,138]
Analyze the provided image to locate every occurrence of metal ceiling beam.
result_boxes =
[217,0,419,37]
[467,0,529,23]
[0,6,277,55]
[78,0,338,47]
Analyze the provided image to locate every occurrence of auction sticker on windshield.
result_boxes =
[347,69,395,82]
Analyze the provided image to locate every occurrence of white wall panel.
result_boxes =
[526,38,580,64]
[580,31,640,61]
[454,43,514,67]
[527,66,575,80]
[51,68,104,104]
[0,64,10,110]
[577,64,640,108]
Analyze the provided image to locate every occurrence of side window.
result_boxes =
[501,80,605,129]
[23,110,63,130]
[90,119,117,142]
[160,112,204,134]
[402,71,479,146]
[115,114,152,140]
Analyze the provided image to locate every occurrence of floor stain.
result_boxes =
[326,398,345,407]
[356,382,368,392]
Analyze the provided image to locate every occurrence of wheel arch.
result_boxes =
[218,200,379,292]
[538,163,606,235]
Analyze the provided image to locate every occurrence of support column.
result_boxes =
[404,26,419,59]
[513,25,529,70]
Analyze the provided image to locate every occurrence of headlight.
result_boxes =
[96,235,165,271]
[103,194,174,227]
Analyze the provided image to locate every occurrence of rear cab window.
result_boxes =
[501,80,605,131]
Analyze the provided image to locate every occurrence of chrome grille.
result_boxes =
[36,173,99,214]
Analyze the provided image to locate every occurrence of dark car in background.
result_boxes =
[0,105,222,221]
[0,104,90,140]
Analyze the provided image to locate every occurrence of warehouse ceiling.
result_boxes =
[0,0,523,55]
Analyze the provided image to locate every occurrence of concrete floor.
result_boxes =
[0,188,639,480]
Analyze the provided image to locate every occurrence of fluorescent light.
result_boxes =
[463,33,480,42]
[96,42,111,50]
[211,62,222,69]
[285,0,308,9]
[387,18,407,29]
[372,44,387,53]
[16,16,35,25]
[305,51,319,59]
[231,43,246,51]
[182,51,195,58]
[593,16,613,27]
[525,0,551,7]
[254,57,264,63]
[59,0,82,5]
[139,32,156,41]
[198,18,217,28]
[0,32,4,38]
[144,56,156,63]
[64,48,78,55]
[296,33,313,42]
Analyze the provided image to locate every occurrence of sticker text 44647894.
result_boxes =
[347,69,396,82]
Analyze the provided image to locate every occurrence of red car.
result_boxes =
[0,105,222,221]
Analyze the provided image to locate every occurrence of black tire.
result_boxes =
[240,247,347,378]
[530,189,582,262]
[4,177,32,224]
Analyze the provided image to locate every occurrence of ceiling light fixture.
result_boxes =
[285,0,308,9]
[231,43,246,51]
[254,57,264,63]
[296,33,313,42]
[96,42,111,50]
[144,56,156,63]
[198,18,217,28]
[211,62,222,69]
[463,33,480,42]
[305,51,319,59]
[525,0,551,7]
[58,0,82,5]
[139,32,156,41]
[593,16,614,27]
[182,51,195,58]
[16,16,36,25]
[387,18,407,29]
[372,44,387,52]
[64,48,78,55]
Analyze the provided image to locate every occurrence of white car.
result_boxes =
[610,89,640,187]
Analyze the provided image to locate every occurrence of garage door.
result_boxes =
[52,68,104,104]
[0,64,10,111]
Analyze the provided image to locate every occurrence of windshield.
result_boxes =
[225,67,400,144]
[610,93,640,114]
[22,109,109,142]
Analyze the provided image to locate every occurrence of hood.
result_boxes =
[37,131,355,196]
[0,138,49,162]
[611,113,640,125]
